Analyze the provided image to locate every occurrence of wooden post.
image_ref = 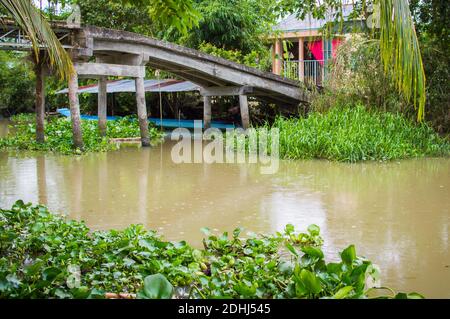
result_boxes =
[135,77,150,147]
[203,96,212,129]
[35,62,45,143]
[98,76,107,136]
[298,37,305,82]
[239,95,250,129]
[68,71,84,150]
[273,39,282,75]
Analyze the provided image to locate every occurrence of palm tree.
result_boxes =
[378,0,426,121]
[0,0,83,148]
[351,0,426,121]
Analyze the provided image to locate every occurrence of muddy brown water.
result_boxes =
[0,120,449,297]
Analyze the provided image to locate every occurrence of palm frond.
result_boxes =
[378,0,426,121]
[0,0,74,80]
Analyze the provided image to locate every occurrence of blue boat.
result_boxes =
[57,108,236,130]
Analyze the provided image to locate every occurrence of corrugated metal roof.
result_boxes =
[56,79,199,94]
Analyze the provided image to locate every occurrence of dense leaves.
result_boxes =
[0,52,35,117]
[240,105,449,162]
[188,0,277,54]
[0,201,423,299]
[0,114,163,155]
[137,274,174,299]
[0,0,75,80]
[278,0,426,122]
[198,42,271,71]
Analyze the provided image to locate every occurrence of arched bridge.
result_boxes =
[1,21,309,143]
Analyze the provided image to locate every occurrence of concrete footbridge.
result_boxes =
[1,20,309,144]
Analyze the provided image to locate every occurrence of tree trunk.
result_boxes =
[35,62,45,143]
[68,71,84,150]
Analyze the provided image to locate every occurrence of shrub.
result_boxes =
[0,52,35,117]
[198,42,272,71]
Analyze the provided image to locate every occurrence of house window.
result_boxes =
[323,38,333,61]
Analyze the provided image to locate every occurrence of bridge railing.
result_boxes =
[283,60,329,86]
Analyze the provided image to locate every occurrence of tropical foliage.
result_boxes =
[198,42,271,71]
[0,114,164,154]
[315,35,411,115]
[410,0,449,133]
[72,0,155,36]
[187,0,277,54]
[0,201,423,299]
[278,0,427,122]
[239,105,449,162]
[0,52,35,117]
[0,0,74,80]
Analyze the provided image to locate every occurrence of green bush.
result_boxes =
[0,52,35,117]
[314,34,449,134]
[0,115,164,155]
[198,42,272,71]
[253,105,449,162]
[0,201,422,299]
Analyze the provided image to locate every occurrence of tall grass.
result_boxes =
[269,105,449,162]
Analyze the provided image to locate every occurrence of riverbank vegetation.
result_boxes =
[245,105,449,162]
[0,114,163,155]
[1,1,448,135]
[0,201,423,299]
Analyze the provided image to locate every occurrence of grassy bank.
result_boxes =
[267,105,449,162]
[0,201,422,299]
[0,114,164,155]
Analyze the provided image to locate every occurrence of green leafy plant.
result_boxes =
[137,274,174,299]
[198,42,271,71]
[237,105,449,162]
[0,201,424,299]
[0,114,164,155]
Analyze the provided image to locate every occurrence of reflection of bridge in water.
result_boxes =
[0,20,309,144]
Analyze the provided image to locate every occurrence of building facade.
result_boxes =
[270,5,355,85]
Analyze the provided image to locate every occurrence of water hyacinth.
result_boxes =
[0,114,164,155]
[0,201,423,299]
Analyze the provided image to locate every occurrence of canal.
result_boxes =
[0,120,449,298]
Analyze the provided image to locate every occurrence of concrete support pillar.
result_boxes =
[239,95,250,129]
[203,96,212,129]
[273,39,282,75]
[68,71,84,150]
[298,37,305,82]
[135,77,150,147]
[98,76,107,136]
[35,62,45,143]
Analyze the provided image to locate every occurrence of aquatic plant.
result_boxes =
[0,201,423,299]
[0,114,164,155]
[248,105,449,162]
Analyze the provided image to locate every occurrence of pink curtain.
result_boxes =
[308,38,343,65]
[332,38,342,58]
[308,40,323,64]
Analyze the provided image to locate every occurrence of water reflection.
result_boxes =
[36,156,48,205]
[0,137,449,297]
